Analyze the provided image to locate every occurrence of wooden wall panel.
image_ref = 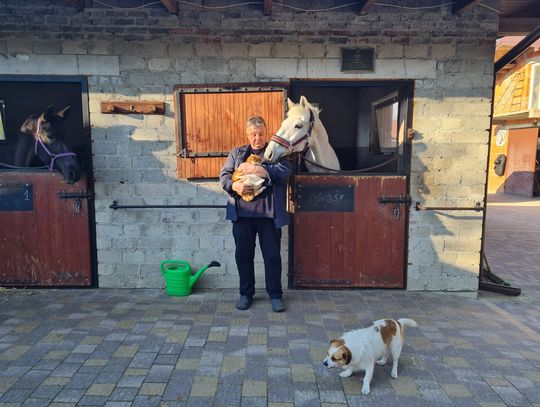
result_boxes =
[177,90,285,179]
[494,64,531,117]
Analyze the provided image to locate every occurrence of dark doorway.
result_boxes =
[290,80,413,174]
[0,76,91,175]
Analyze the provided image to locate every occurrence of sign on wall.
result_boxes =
[340,48,375,72]
[0,184,33,211]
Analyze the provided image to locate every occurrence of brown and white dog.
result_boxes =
[323,318,417,394]
[232,154,266,202]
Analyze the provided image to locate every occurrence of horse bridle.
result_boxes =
[270,110,315,152]
[34,117,77,171]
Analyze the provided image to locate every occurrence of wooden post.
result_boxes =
[263,0,272,16]
[357,0,376,15]
[160,0,178,14]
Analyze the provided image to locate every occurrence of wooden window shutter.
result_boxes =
[175,86,286,179]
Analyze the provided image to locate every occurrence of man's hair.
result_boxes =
[246,115,266,128]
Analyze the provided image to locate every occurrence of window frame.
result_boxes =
[173,83,288,179]
[370,90,399,154]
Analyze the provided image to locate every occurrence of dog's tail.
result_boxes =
[398,318,418,329]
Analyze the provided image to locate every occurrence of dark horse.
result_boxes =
[14,105,82,184]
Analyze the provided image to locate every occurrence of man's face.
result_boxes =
[246,125,267,150]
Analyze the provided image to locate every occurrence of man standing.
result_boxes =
[220,116,292,312]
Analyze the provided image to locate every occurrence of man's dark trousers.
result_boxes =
[232,217,282,299]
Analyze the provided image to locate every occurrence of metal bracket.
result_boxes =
[109,200,226,210]
[415,201,484,212]
[176,150,229,158]
[378,195,412,206]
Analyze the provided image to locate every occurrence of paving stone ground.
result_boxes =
[0,194,538,407]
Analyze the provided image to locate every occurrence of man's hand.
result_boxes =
[237,162,269,178]
[232,181,253,195]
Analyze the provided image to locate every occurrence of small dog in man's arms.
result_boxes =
[323,318,418,395]
[232,154,267,202]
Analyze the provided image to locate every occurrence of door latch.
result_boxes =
[378,195,411,221]
[393,205,400,220]
[58,191,94,214]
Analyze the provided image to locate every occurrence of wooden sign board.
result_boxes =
[295,184,355,212]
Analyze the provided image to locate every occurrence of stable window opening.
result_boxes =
[290,80,413,174]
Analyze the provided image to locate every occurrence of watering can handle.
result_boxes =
[160,260,189,276]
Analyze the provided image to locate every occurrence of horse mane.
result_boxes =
[266,96,340,171]
[312,117,331,144]
[19,114,40,136]
[288,101,331,145]
[290,102,338,170]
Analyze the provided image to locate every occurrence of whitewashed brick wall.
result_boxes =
[0,0,499,291]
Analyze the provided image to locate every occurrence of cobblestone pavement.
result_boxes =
[485,194,540,300]
[0,195,538,407]
[1,286,539,407]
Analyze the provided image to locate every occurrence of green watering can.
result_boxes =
[160,259,220,297]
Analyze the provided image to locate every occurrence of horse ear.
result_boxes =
[299,96,308,108]
[56,105,71,120]
[42,105,55,122]
[287,98,294,111]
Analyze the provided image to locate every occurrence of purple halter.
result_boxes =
[34,117,77,171]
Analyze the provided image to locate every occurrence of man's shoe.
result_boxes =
[236,296,253,310]
[271,298,285,312]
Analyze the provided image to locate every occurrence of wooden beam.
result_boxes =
[495,24,540,73]
[499,18,540,36]
[452,0,482,16]
[358,0,376,15]
[101,101,165,115]
[160,0,177,14]
[263,0,272,16]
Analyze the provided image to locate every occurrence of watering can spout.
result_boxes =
[189,260,221,289]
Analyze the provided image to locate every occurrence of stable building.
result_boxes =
[0,0,539,292]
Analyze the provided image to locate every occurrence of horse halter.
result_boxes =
[34,117,77,171]
[270,109,315,152]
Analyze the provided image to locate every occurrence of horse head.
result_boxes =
[264,96,316,164]
[17,105,82,184]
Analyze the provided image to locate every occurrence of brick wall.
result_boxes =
[0,0,499,291]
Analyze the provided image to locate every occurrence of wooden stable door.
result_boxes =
[292,175,407,288]
[504,128,539,196]
[0,172,92,286]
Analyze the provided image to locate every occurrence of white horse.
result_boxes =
[264,96,340,172]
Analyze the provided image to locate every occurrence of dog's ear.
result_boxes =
[342,347,352,365]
